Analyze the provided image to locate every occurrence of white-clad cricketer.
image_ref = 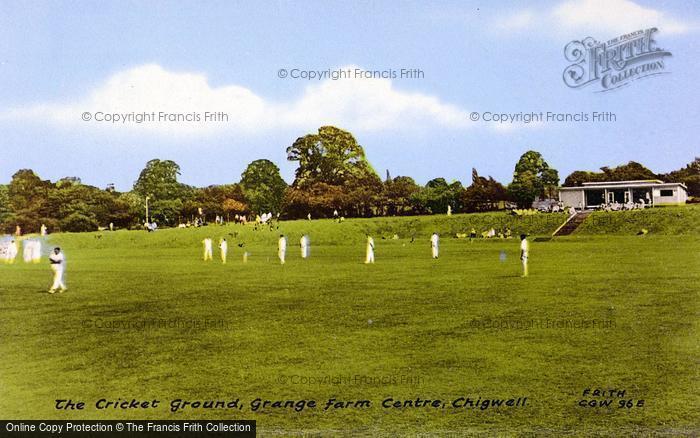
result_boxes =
[278,234,287,264]
[430,232,439,259]
[202,238,213,261]
[300,234,310,259]
[365,235,375,264]
[48,247,67,293]
[6,239,18,264]
[219,238,228,264]
[520,234,529,277]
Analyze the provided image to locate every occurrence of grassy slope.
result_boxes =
[1,211,698,435]
[575,204,700,235]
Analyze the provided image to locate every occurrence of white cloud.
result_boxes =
[494,0,694,37]
[494,10,535,32]
[552,0,690,36]
[2,64,472,137]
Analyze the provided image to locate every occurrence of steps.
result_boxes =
[553,211,591,236]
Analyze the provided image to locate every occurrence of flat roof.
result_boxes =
[581,179,662,186]
[560,181,687,191]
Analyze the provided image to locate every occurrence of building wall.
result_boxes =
[559,190,583,208]
[653,187,687,205]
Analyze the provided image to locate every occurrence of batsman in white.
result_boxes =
[48,247,67,293]
[520,234,529,277]
[365,235,375,264]
[300,234,310,259]
[219,238,228,264]
[278,234,287,264]
[202,238,213,261]
[430,232,439,259]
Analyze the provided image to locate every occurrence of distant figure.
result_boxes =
[278,234,287,264]
[520,234,529,277]
[447,205,452,216]
[202,238,213,261]
[32,240,42,263]
[40,224,47,236]
[109,222,114,231]
[6,239,18,264]
[307,213,312,221]
[430,232,439,259]
[22,240,35,263]
[365,235,375,264]
[219,238,228,264]
[333,209,339,218]
[48,247,67,293]
[15,225,21,236]
[469,228,477,242]
[300,234,310,259]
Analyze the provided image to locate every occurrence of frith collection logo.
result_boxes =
[563,28,672,92]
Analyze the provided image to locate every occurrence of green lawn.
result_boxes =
[1,213,698,435]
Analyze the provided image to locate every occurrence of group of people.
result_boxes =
[598,200,648,211]
[198,231,530,277]
[1,238,67,293]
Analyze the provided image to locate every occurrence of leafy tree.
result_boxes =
[411,178,464,214]
[4,169,54,232]
[133,159,192,224]
[659,157,700,197]
[287,126,379,187]
[508,151,559,208]
[462,168,508,212]
[240,159,288,214]
[383,176,420,215]
[285,127,382,217]
[564,161,657,186]
[0,185,10,223]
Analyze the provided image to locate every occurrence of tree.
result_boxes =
[564,161,657,186]
[384,176,420,215]
[285,126,382,217]
[660,157,700,197]
[240,159,288,214]
[508,151,559,208]
[133,159,192,224]
[286,126,379,187]
[4,169,54,232]
[462,168,508,212]
[0,185,10,224]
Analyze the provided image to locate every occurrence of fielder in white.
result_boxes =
[202,238,213,261]
[520,234,529,277]
[430,232,439,259]
[278,234,287,264]
[300,234,310,259]
[365,235,375,264]
[6,239,18,264]
[22,239,42,263]
[48,247,67,293]
[219,238,228,264]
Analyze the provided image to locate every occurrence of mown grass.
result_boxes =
[1,210,698,435]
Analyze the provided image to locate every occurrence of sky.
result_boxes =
[0,0,698,190]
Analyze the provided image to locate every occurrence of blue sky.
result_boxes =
[0,0,698,190]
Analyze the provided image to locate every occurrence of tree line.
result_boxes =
[0,126,696,233]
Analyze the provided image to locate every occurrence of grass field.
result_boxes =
[1,209,699,435]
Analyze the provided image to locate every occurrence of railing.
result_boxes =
[552,211,579,236]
